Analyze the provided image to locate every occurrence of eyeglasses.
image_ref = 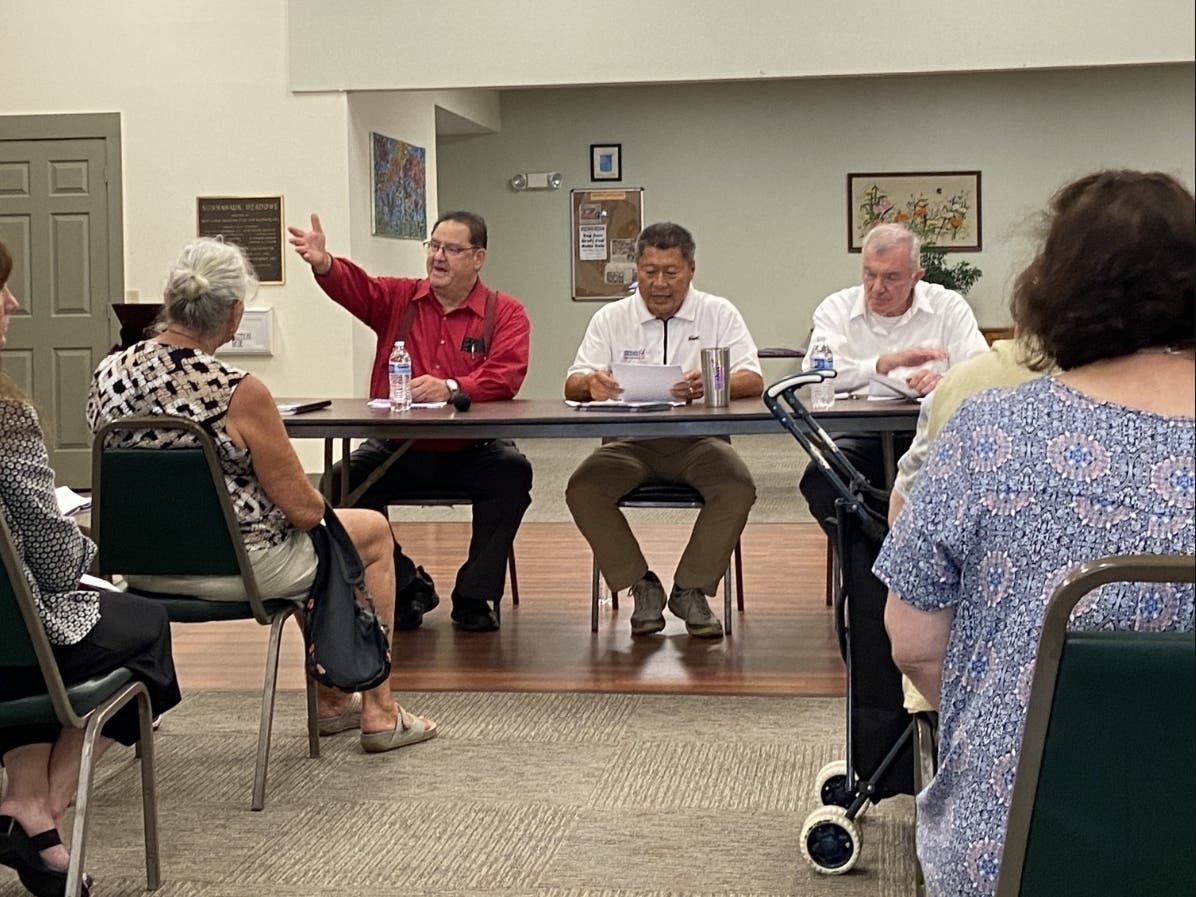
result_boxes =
[424,240,477,257]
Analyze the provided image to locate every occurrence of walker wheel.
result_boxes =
[799,805,861,875]
[814,759,854,808]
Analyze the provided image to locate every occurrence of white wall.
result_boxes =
[2,1,497,466]
[289,0,1195,91]
[438,65,1196,398]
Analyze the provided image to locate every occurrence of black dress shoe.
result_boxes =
[450,598,500,632]
[394,566,440,631]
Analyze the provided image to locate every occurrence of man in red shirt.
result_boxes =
[288,210,532,632]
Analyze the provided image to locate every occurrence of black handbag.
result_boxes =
[303,505,392,692]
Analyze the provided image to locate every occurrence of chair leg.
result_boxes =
[136,690,162,890]
[295,611,320,760]
[734,538,745,612]
[723,563,733,635]
[66,718,101,897]
[591,557,600,632]
[252,613,288,811]
[825,536,837,607]
[508,548,520,606]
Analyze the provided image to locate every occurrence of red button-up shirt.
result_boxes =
[316,256,531,402]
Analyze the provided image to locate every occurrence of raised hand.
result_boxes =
[286,213,332,274]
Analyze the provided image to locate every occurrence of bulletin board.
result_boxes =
[570,188,644,301]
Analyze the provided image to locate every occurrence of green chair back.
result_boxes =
[997,554,1196,897]
[0,513,40,668]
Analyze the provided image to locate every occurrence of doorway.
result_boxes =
[0,113,123,485]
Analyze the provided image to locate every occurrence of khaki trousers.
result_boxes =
[565,437,756,595]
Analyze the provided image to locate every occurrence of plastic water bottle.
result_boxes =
[388,341,412,412]
[809,339,835,412]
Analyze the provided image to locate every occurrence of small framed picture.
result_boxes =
[590,143,622,182]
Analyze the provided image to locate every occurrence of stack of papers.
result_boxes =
[565,399,678,412]
[610,363,684,402]
[55,486,91,516]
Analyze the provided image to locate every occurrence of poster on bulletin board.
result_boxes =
[571,188,644,301]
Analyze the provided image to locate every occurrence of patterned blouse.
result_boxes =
[1,400,101,645]
[874,377,1195,897]
[87,341,293,550]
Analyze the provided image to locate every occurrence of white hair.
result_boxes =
[162,237,257,337]
[861,223,921,268]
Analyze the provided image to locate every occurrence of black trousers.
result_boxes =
[324,438,533,605]
[0,592,182,757]
[798,433,914,537]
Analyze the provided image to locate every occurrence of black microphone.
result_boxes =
[450,390,472,412]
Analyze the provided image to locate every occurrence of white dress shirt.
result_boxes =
[568,286,761,377]
[803,281,988,393]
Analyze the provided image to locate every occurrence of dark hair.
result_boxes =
[432,210,488,249]
[635,222,696,264]
[0,238,11,287]
[1012,170,1195,371]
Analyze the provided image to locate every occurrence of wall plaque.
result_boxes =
[196,195,285,283]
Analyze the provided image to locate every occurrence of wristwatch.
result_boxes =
[445,378,460,401]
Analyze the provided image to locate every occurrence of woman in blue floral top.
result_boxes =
[874,170,1195,897]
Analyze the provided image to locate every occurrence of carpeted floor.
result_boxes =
[1,691,919,897]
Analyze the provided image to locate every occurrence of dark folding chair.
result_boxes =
[386,491,520,605]
[996,553,1196,897]
[590,482,745,633]
[91,416,319,811]
[0,514,160,897]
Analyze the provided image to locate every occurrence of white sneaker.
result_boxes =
[629,572,667,635]
[667,586,724,639]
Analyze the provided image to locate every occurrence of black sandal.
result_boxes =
[0,815,92,897]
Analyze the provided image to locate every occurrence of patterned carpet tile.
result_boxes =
[590,741,825,813]
[626,695,843,744]
[0,691,918,897]
[227,800,576,891]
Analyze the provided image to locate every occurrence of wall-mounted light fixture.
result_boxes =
[509,171,562,191]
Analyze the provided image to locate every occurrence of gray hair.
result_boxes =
[861,223,921,268]
[635,222,696,265]
[162,237,258,336]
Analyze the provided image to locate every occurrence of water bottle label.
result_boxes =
[389,362,411,376]
[813,357,833,372]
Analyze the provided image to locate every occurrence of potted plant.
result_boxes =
[920,244,982,296]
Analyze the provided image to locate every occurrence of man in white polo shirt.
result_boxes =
[799,222,987,533]
[564,222,762,640]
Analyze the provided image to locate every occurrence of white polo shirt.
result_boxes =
[567,287,761,377]
[803,281,988,393]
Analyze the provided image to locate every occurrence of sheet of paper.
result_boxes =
[611,363,684,402]
[55,486,91,516]
[868,373,921,401]
[366,399,446,409]
[564,399,683,411]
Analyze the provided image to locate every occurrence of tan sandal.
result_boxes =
[360,703,438,753]
[317,692,362,736]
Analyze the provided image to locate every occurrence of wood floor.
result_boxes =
[170,521,846,697]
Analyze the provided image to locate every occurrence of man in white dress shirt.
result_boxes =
[564,222,763,639]
[799,223,987,533]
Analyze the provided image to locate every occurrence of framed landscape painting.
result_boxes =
[847,171,981,251]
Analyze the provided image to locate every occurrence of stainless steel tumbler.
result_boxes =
[700,347,730,407]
